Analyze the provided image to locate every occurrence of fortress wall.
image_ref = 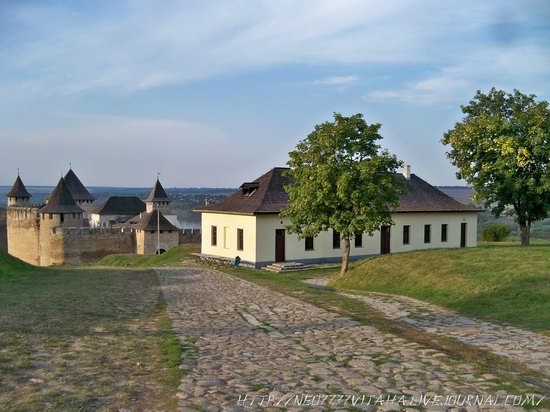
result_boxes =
[179,229,201,244]
[7,207,40,265]
[136,230,179,254]
[49,228,135,265]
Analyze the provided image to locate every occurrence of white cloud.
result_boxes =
[310,75,359,86]
[3,0,545,96]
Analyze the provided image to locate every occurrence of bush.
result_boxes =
[482,223,510,242]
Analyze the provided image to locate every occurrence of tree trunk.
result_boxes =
[340,238,350,275]
[519,221,531,246]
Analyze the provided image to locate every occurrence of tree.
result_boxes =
[442,88,550,246]
[282,113,404,275]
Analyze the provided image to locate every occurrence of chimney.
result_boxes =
[402,164,411,180]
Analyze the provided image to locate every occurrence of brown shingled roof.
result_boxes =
[146,179,170,202]
[134,210,179,231]
[7,175,31,198]
[39,178,84,214]
[196,167,480,215]
[64,169,95,202]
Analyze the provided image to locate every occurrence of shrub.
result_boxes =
[482,223,510,242]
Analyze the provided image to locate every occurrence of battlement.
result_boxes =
[50,226,134,235]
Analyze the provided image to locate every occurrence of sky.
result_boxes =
[1,0,549,188]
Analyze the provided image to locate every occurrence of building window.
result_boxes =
[403,225,410,245]
[211,226,217,246]
[237,228,244,251]
[60,214,64,223]
[354,233,363,247]
[49,214,53,220]
[441,224,448,242]
[305,236,314,251]
[332,230,340,249]
[424,224,431,243]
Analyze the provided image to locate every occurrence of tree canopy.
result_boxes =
[282,113,403,274]
[442,88,550,246]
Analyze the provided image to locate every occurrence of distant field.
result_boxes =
[330,243,550,331]
[0,251,182,410]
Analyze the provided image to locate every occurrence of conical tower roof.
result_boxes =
[39,178,84,214]
[7,175,31,198]
[64,168,95,202]
[134,210,178,231]
[146,178,170,202]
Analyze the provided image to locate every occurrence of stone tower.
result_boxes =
[7,174,31,207]
[64,168,95,219]
[145,178,172,215]
[38,178,84,266]
[134,209,179,255]
[6,174,40,265]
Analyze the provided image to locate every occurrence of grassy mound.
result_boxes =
[330,243,550,331]
[0,250,41,276]
[98,244,199,268]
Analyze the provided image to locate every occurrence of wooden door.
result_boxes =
[275,229,285,262]
[380,226,391,254]
[460,223,467,247]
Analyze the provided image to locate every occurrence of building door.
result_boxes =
[275,229,285,262]
[460,223,467,247]
[380,226,391,254]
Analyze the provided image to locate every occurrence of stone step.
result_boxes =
[262,262,312,273]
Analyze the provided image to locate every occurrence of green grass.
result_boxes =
[98,244,199,267]
[330,243,550,331]
[0,253,183,410]
[0,250,44,276]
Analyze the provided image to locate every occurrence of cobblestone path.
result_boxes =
[156,268,537,411]
[304,277,550,380]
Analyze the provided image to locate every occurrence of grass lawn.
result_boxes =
[0,251,182,411]
[330,243,550,332]
[98,244,199,268]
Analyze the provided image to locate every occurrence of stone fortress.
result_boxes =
[6,169,183,266]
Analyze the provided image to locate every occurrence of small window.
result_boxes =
[60,214,64,223]
[332,230,340,249]
[237,228,244,251]
[441,224,448,242]
[49,214,53,220]
[403,225,410,245]
[305,236,314,251]
[424,224,431,243]
[211,225,217,246]
[354,233,363,248]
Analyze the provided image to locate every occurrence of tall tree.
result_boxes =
[442,88,550,246]
[282,113,404,275]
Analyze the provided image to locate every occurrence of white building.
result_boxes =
[196,167,480,268]
[89,196,146,228]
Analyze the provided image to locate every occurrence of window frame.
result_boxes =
[354,233,363,248]
[211,225,217,246]
[403,225,410,245]
[305,236,314,251]
[332,230,341,249]
[424,224,431,243]
[237,228,244,251]
[441,224,448,242]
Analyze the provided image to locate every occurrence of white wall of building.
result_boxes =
[200,211,478,267]
[200,212,257,263]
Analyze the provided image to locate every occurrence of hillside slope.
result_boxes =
[0,250,40,276]
[330,244,550,331]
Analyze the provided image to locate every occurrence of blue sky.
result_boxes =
[1,0,549,187]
